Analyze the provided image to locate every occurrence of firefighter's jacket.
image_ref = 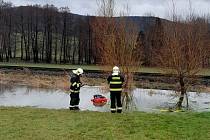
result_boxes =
[107,74,124,92]
[70,75,82,93]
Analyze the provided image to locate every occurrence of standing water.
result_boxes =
[0,85,210,112]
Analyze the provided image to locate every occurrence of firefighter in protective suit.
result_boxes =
[69,68,83,110]
[107,66,124,113]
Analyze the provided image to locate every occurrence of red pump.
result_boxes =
[91,94,108,107]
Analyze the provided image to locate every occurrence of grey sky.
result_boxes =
[5,0,210,19]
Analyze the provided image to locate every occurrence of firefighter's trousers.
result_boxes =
[69,92,80,110]
[110,91,122,113]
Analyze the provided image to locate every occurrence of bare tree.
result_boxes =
[93,0,143,109]
[158,17,208,109]
[0,1,13,62]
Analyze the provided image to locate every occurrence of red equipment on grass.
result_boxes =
[91,94,108,107]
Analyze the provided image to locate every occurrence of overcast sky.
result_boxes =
[4,0,210,19]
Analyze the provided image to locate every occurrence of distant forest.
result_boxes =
[0,1,210,67]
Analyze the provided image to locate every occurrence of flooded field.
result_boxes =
[0,85,210,112]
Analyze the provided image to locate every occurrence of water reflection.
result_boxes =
[0,85,209,112]
[133,89,210,112]
[0,86,110,112]
[0,84,14,95]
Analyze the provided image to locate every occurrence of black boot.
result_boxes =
[69,107,74,110]
[74,106,80,110]
[117,109,122,113]
[111,108,116,113]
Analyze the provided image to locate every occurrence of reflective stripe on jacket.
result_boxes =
[107,74,124,92]
[70,75,82,93]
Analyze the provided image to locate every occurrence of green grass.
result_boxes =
[0,62,164,73]
[0,62,101,71]
[0,107,210,140]
[1,62,210,76]
[0,62,180,74]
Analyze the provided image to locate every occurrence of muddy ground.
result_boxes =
[0,68,210,92]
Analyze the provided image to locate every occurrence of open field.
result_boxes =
[0,62,101,71]
[1,62,210,76]
[0,107,210,140]
[0,62,164,74]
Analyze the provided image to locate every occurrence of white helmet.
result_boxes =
[112,66,120,75]
[73,68,83,75]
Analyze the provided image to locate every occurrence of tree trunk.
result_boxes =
[8,14,12,59]
[176,76,186,109]
[72,35,76,64]
[121,67,134,110]
[42,29,46,62]
[14,32,17,58]
[54,30,58,63]
[88,27,92,64]
[27,19,30,61]
[20,19,24,60]
[34,14,38,63]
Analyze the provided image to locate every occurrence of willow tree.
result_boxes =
[158,17,208,109]
[92,0,143,109]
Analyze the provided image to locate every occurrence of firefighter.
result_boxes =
[107,66,124,113]
[69,68,83,110]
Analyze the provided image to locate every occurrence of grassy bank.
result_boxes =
[0,69,107,90]
[0,107,210,140]
[0,67,209,92]
[0,62,162,73]
[0,62,101,71]
[2,62,210,76]
[1,62,210,92]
